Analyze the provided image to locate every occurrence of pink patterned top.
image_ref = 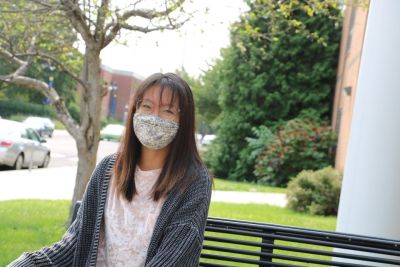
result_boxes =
[96,166,164,267]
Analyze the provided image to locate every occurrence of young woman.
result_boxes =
[9,73,212,267]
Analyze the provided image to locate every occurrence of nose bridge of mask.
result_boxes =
[136,112,179,127]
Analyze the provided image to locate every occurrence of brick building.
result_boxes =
[100,65,143,122]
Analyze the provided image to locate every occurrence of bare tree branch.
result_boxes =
[119,0,185,21]
[30,0,59,9]
[121,18,189,33]
[102,0,186,48]
[0,46,26,66]
[0,33,14,54]
[15,51,89,92]
[94,0,110,45]
[19,35,38,75]
[103,23,122,48]
[0,33,80,138]
[59,0,94,44]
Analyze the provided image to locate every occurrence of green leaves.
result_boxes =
[287,166,342,215]
[203,0,342,182]
[0,0,81,73]
[254,119,337,186]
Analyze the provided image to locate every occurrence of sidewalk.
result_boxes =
[212,191,287,207]
[0,166,287,207]
[0,167,77,201]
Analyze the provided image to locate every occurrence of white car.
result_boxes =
[0,119,50,169]
[202,134,216,146]
[100,124,125,141]
[23,117,55,138]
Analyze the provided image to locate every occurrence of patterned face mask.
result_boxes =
[133,113,179,150]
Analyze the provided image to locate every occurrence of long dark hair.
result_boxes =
[114,73,204,201]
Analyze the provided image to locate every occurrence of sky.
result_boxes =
[100,0,248,78]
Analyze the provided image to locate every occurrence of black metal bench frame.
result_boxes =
[72,201,400,266]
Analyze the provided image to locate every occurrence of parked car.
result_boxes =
[202,134,216,146]
[100,124,125,141]
[23,116,55,138]
[195,133,202,143]
[0,119,51,170]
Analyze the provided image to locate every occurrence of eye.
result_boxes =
[142,104,152,109]
[164,109,174,114]
[161,106,177,115]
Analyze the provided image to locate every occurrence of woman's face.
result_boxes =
[136,85,180,123]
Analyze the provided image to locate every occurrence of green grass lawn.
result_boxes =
[0,200,335,266]
[209,202,335,230]
[0,200,71,266]
[208,203,336,266]
[213,178,287,193]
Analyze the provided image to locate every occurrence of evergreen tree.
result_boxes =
[205,0,342,181]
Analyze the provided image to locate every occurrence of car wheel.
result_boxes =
[14,154,24,170]
[40,154,50,168]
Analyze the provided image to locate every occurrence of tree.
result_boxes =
[0,59,78,107]
[175,66,221,135]
[204,0,342,181]
[0,0,190,210]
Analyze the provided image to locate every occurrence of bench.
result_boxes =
[72,201,400,266]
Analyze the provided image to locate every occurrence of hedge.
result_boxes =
[0,100,55,118]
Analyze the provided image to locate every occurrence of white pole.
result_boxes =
[336,0,400,244]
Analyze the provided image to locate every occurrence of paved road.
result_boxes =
[47,130,120,168]
[0,130,120,171]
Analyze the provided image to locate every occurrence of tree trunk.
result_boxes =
[70,46,103,215]
[71,145,98,203]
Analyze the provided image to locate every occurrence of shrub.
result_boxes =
[230,126,276,182]
[254,118,337,186]
[54,120,65,130]
[100,116,123,128]
[6,114,28,122]
[287,166,342,216]
[203,137,224,177]
[0,100,55,118]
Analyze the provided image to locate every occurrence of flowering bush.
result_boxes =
[254,118,336,186]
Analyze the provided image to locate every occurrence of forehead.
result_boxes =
[142,85,178,106]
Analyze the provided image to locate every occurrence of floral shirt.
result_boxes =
[96,166,164,267]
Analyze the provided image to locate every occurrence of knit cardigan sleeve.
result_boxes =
[7,155,112,267]
[146,168,212,267]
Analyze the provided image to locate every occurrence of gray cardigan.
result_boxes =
[9,153,212,266]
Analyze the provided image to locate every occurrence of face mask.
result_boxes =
[133,113,179,150]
